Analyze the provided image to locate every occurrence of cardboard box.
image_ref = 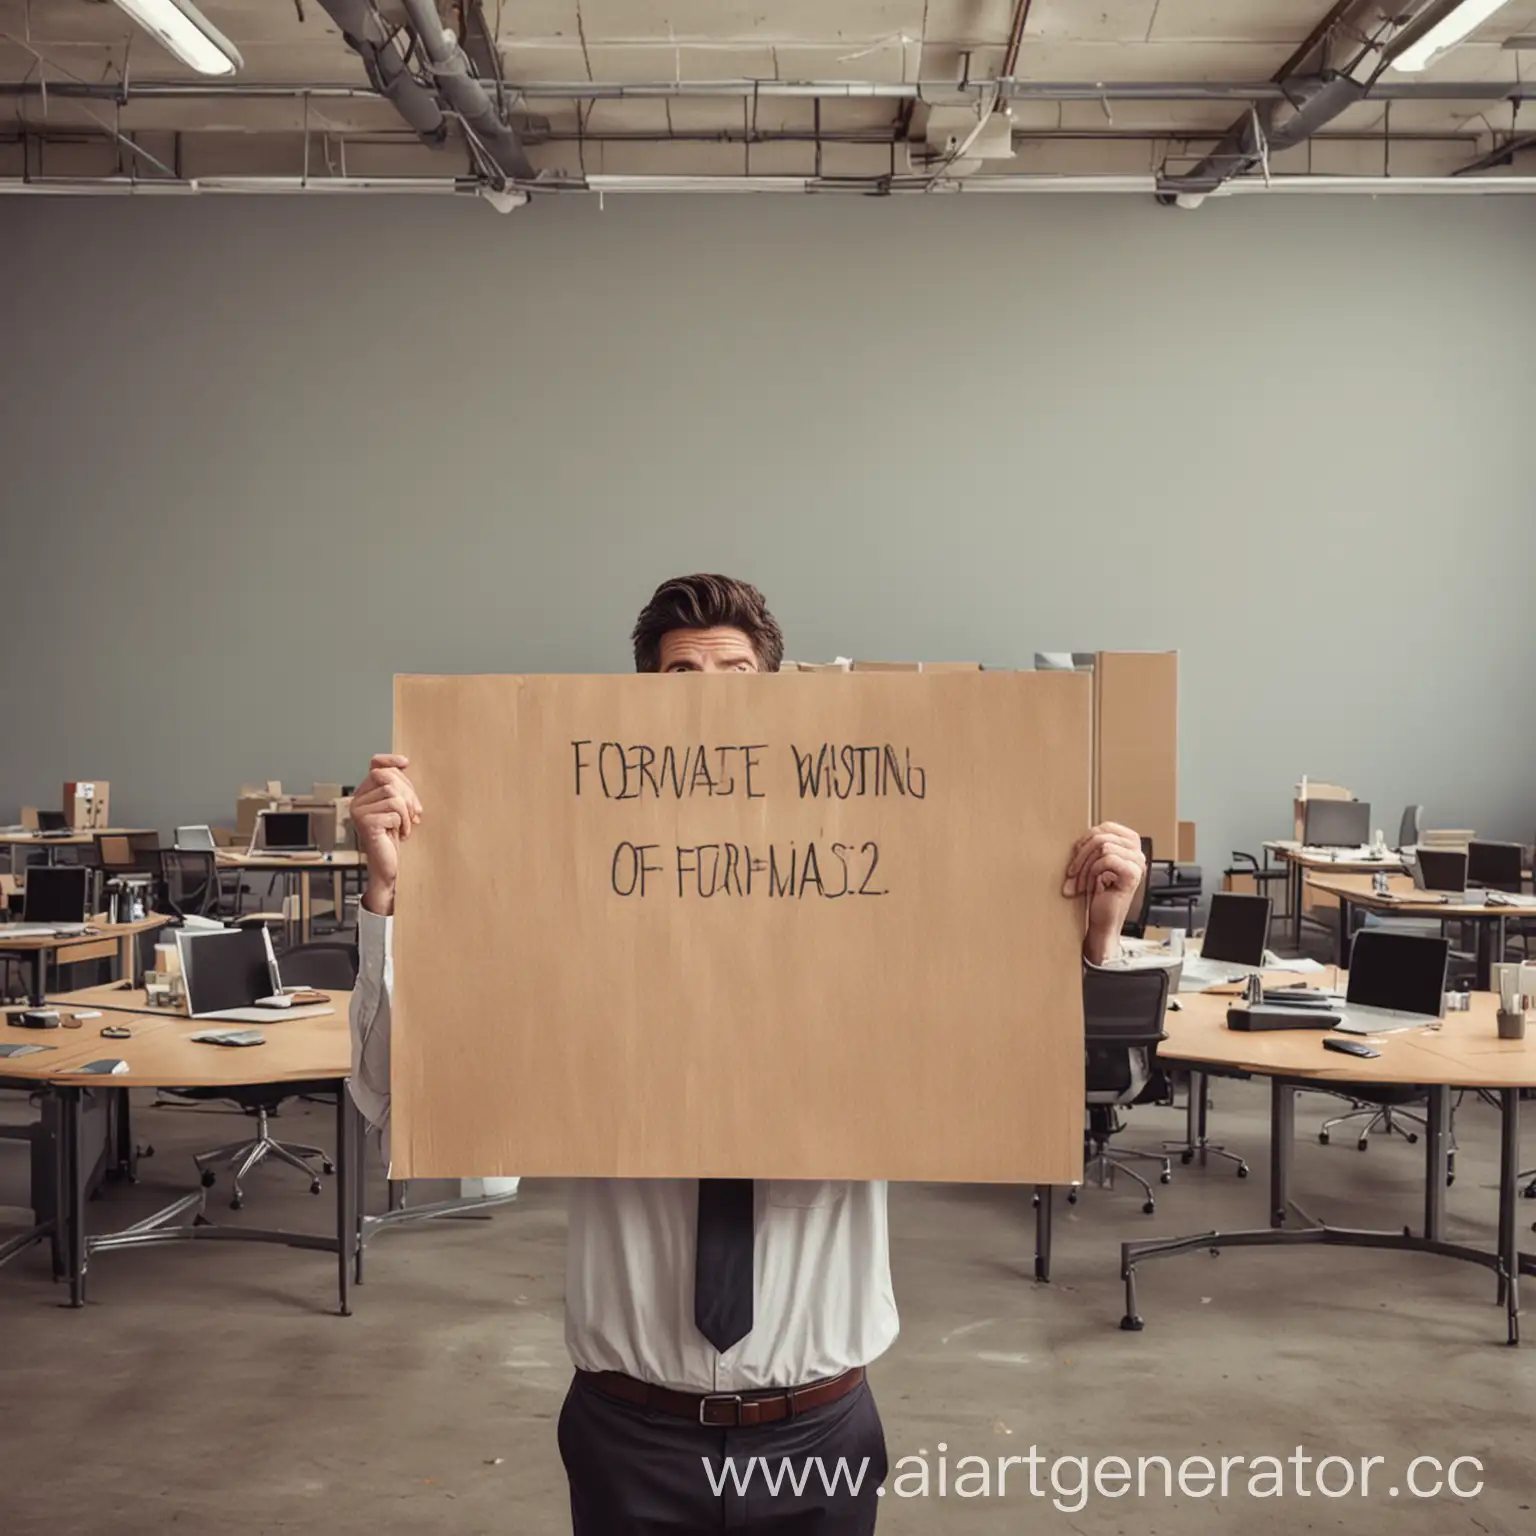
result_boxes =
[19,806,38,831]
[235,793,273,843]
[1178,821,1197,863]
[63,781,110,830]
[850,660,983,672]
[312,782,344,801]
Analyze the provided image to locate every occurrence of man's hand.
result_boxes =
[1064,822,1147,965]
[352,753,422,917]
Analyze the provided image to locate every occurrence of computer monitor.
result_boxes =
[1303,798,1371,849]
[177,926,279,1019]
[1415,848,1468,894]
[175,825,217,852]
[23,866,91,924]
[1199,892,1272,967]
[259,811,314,851]
[1467,840,1524,893]
[1346,930,1449,1016]
[36,811,68,833]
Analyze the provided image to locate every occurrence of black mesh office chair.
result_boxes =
[1143,836,1201,929]
[1072,965,1173,1216]
[184,941,359,1210]
[155,850,217,919]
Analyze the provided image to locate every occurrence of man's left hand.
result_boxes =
[1064,822,1148,964]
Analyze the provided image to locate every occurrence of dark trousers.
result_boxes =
[559,1372,887,1534]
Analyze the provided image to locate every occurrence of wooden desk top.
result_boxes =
[1306,871,1534,918]
[0,914,172,952]
[1162,980,1536,1090]
[36,986,353,1088]
[0,828,154,847]
[215,850,365,871]
[1264,841,1405,871]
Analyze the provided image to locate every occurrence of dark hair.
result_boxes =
[632,574,785,674]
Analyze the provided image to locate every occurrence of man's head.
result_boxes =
[632,574,785,675]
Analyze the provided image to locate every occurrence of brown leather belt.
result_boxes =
[579,1365,865,1428]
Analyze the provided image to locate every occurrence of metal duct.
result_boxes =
[1159,0,1421,199]
[399,0,534,182]
[314,0,446,142]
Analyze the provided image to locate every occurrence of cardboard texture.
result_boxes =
[390,671,1091,1182]
[63,781,109,830]
[1092,653,1178,860]
[1177,821,1197,863]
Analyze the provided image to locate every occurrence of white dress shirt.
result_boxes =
[350,909,900,1392]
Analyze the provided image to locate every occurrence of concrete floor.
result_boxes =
[1,1081,1533,1536]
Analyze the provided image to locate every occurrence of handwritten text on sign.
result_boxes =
[571,739,926,899]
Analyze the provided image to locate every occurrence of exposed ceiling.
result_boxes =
[1,1,1534,197]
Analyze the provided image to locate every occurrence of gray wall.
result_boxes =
[3,193,1534,874]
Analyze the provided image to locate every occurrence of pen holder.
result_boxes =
[1496,1009,1527,1042]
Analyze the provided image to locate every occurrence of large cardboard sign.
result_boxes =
[391,671,1090,1181]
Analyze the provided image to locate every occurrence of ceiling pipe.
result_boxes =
[311,0,445,143]
[0,78,1531,105]
[398,0,533,181]
[1158,0,1426,200]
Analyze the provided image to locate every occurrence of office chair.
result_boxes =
[94,832,161,876]
[155,850,217,919]
[1398,805,1425,850]
[1143,836,1201,929]
[1316,1086,1459,1182]
[1119,852,1156,941]
[1467,841,1524,893]
[1225,851,1288,907]
[1070,965,1172,1216]
[183,941,357,1210]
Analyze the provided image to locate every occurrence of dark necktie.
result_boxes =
[694,1178,755,1353]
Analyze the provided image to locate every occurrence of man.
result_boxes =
[348,573,1146,1534]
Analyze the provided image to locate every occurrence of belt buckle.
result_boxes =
[699,1392,744,1427]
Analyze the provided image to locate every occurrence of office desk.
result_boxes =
[1263,842,1405,946]
[1307,870,1531,990]
[1122,987,1536,1344]
[216,850,365,945]
[0,914,168,1004]
[26,989,357,1312]
[0,829,155,870]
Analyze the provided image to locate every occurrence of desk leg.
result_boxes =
[1291,861,1303,947]
[1423,1086,1449,1243]
[30,949,46,1006]
[336,1086,355,1316]
[60,1088,86,1307]
[300,872,313,947]
[353,1095,368,1285]
[1270,1081,1294,1229]
[1475,921,1500,993]
[1034,1185,1053,1283]
[1497,1088,1521,1343]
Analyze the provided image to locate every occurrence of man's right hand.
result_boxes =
[352,753,422,916]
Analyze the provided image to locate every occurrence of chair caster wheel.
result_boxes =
[1180,1151,1193,1165]
[1066,1190,1078,1205]
[1142,1200,1156,1215]
[322,1161,335,1175]
[1319,1131,1330,1145]
[1160,1172,1172,1185]
[1523,1181,1536,1199]
[1120,1315,1144,1332]
[230,1196,243,1211]
[309,1180,323,1195]
[1357,1140,1369,1152]
[1405,1133,1418,1145]
[200,1170,216,1188]
[1237,1164,1250,1178]
[1447,1175,1455,1188]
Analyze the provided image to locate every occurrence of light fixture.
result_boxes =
[109,0,243,76]
[1392,0,1515,73]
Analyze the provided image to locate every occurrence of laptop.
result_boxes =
[1413,847,1473,897]
[7,866,94,936]
[175,925,334,1022]
[249,810,317,857]
[174,825,217,852]
[1175,892,1273,990]
[1303,799,1371,850]
[1333,929,1450,1035]
[35,810,73,839]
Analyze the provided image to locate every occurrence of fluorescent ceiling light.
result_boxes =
[1392,0,1514,73]
[110,0,243,76]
